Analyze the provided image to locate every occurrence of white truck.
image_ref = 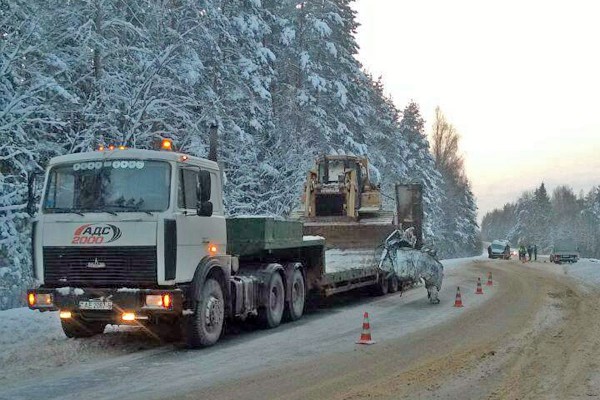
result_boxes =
[27,143,402,347]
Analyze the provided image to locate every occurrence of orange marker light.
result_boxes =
[180,155,188,162]
[122,312,136,321]
[28,293,36,307]
[118,145,126,150]
[208,244,218,255]
[59,311,72,319]
[98,145,105,151]
[162,294,172,309]
[108,144,115,151]
[161,139,173,151]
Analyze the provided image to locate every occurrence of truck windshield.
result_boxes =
[43,160,171,213]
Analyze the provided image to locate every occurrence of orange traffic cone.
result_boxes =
[356,312,376,345]
[453,286,464,307]
[476,277,484,294]
[486,272,493,286]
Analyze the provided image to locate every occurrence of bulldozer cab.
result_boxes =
[317,156,366,187]
[303,155,381,219]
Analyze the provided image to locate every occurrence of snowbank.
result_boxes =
[561,258,600,286]
[0,308,162,384]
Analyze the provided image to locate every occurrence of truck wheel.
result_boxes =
[186,278,224,348]
[388,275,399,293]
[285,269,305,322]
[61,317,106,338]
[259,272,285,328]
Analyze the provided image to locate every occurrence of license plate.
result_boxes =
[79,300,113,310]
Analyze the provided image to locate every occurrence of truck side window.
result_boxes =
[178,169,199,209]
[210,172,220,213]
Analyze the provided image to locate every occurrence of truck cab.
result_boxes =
[28,146,230,341]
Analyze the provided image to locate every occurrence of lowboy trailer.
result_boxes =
[27,143,395,347]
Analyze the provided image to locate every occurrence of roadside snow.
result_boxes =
[561,258,600,286]
[441,254,488,271]
[0,308,163,384]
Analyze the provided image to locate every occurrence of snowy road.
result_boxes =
[0,256,492,400]
[4,256,600,399]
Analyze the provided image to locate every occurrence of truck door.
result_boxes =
[173,166,226,283]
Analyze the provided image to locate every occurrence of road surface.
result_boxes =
[2,257,600,399]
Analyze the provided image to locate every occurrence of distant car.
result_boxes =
[488,240,511,260]
[550,241,579,264]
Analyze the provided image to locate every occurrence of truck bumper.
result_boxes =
[27,287,184,323]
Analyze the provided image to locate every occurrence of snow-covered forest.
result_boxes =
[0,0,480,309]
[481,183,600,257]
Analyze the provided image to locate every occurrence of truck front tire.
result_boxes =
[186,278,225,348]
[61,317,106,338]
[259,272,285,328]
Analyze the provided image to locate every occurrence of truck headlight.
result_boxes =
[28,293,53,307]
[145,294,172,309]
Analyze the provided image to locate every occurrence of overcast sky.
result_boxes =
[352,0,600,219]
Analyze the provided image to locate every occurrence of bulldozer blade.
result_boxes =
[303,213,396,250]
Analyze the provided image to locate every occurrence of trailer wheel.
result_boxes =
[388,275,399,293]
[186,278,224,348]
[285,269,305,321]
[259,272,285,328]
[61,317,106,338]
[375,275,389,296]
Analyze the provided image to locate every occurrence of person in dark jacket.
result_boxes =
[534,244,538,261]
[527,245,533,261]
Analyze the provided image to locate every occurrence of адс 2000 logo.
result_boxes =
[72,224,122,245]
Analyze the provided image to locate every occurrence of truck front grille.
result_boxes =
[43,246,157,287]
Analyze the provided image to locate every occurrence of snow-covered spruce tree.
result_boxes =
[481,203,517,242]
[548,185,581,251]
[579,187,600,258]
[0,0,66,309]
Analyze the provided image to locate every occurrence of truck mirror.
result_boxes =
[196,170,211,203]
[27,172,42,216]
[197,201,213,217]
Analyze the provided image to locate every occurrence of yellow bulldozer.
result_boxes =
[297,155,396,249]
[302,155,382,219]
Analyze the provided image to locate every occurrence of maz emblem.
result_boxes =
[87,258,106,269]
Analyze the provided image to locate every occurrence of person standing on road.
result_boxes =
[534,244,538,261]
[519,245,526,262]
[527,245,533,262]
